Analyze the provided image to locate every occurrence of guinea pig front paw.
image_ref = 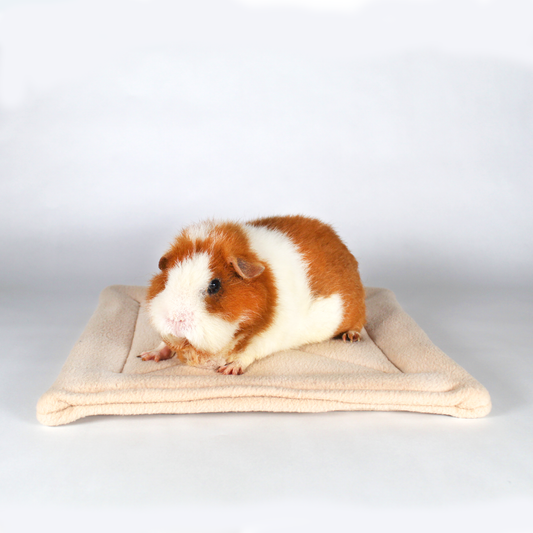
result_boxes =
[138,342,174,362]
[217,361,246,375]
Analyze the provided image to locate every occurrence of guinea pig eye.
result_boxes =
[207,278,222,296]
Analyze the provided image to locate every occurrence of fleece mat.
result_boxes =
[37,285,491,425]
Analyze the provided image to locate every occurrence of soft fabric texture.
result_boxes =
[37,285,491,426]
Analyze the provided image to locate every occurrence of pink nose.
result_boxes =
[166,315,193,335]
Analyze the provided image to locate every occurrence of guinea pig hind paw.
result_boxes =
[217,362,245,375]
[342,331,361,343]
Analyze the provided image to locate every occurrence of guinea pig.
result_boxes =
[139,215,366,375]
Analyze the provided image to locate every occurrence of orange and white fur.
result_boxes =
[140,216,366,374]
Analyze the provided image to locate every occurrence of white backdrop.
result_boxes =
[1,0,532,294]
[1,1,533,532]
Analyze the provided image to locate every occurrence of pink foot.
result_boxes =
[342,330,361,343]
[217,362,245,375]
[138,343,174,362]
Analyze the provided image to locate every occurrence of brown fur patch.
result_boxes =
[202,222,277,356]
[146,270,168,302]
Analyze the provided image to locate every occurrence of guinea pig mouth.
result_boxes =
[165,318,194,337]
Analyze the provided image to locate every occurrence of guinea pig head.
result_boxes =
[146,223,275,356]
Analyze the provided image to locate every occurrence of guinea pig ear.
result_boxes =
[229,256,265,279]
[158,256,169,271]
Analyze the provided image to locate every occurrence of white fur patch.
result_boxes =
[239,224,344,365]
[185,220,216,243]
[148,251,239,355]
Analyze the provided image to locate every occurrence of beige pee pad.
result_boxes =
[37,285,491,426]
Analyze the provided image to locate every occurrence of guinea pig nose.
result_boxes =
[166,313,194,334]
